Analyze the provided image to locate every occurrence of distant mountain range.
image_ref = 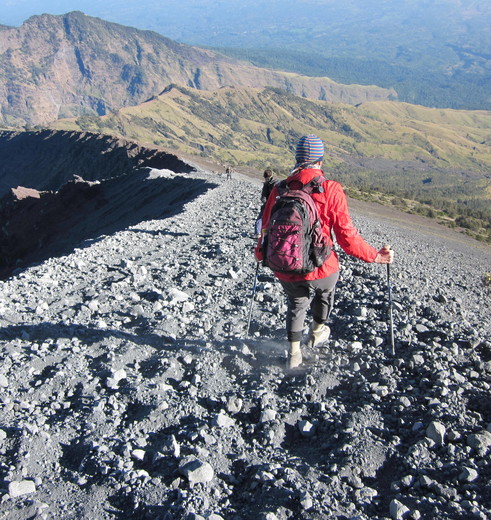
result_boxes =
[0,11,394,127]
[2,0,488,110]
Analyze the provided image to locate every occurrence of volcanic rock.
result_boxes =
[0,159,489,520]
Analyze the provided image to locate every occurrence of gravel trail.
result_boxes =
[0,167,489,520]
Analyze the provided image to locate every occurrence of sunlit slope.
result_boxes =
[51,87,491,177]
[50,86,490,175]
[349,102,491,168]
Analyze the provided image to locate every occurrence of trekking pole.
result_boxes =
[384,245,395,356]
[246,261,260,337]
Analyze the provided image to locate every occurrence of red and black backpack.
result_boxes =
[263,176,331,274]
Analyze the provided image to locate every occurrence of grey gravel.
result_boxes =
[0,167,490,520]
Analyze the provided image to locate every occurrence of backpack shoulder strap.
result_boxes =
[305,175,326,194]
[284,175,326,193]
[275,179,288,195]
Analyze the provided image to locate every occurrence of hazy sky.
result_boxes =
[1,1,367,43]
[2,0,489,58]
[0,1,137,26]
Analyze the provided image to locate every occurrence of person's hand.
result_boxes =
[374,245,394,264]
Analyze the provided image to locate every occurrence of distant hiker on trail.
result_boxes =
[255,134,394,369]
[225,166,233,180]
[255,169,277,236]
[261,169,276,204]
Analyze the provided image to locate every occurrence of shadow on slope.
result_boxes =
[0,168,217,279]
[0,129,197,196]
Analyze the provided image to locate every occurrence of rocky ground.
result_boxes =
[0,167,489,520]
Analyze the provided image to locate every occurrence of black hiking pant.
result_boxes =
[279,271,339,342]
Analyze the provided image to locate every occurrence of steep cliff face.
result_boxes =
[0,11,396,126]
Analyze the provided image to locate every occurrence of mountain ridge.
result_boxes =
[0,129,194,198]
[0,11,395,127]
[0,129,218,279]
[47,84,491,233]
[49,85,491,173]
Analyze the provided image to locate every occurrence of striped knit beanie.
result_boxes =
[295,134,324,164]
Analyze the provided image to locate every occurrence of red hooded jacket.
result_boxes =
[255,167,378,282]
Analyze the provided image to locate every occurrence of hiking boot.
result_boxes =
[306,323,331,348]
[286,340,302,369]
[287,350,303,369]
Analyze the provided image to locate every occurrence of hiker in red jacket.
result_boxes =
[255,134,394,369]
